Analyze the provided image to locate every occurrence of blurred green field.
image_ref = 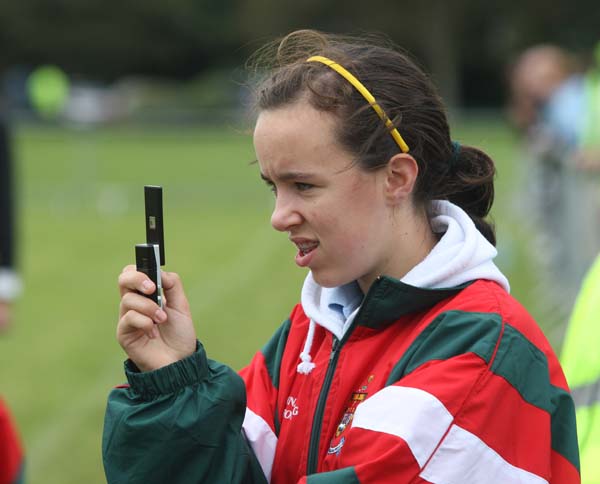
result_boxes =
[0,117,550,483]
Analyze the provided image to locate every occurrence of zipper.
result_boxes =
[306,336,341,474]
[305,276,382,474]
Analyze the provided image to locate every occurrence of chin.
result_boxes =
[311,270,354,289]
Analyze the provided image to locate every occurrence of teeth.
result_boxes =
[297,242,318,255]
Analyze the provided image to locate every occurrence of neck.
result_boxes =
[357,204,437,293]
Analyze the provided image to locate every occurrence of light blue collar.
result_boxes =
[325,281,363,320]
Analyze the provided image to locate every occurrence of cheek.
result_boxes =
[311,178,387,251]
[317,207,379,256]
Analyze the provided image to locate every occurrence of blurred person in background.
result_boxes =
[509,45,585,300]
[539,43,600,294]
[0,117,22,331]
[508,44,600,302]
[508,45,576,137]
[103,30,579,483]
[0,104,25,484]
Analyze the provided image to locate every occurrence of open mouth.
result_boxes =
[297,241,319,256]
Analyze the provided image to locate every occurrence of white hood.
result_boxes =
[295,200,509,374]
[402,200,509,291]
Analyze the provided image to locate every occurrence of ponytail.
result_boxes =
[442,144,496,245]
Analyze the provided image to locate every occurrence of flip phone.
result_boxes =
[135,185,165,308]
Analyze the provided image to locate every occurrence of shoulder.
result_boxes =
[454,280,555,355]
[408,280,562,378]
[446,281,541,335]
[430,280,569,392]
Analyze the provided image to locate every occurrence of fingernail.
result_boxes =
[142,280,154,292]
[154,309,167,323]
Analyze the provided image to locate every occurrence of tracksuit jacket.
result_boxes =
[103,201,580,483]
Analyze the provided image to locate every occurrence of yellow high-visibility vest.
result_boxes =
[562,254,600,483]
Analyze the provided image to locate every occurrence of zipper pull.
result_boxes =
[330,337,339,361]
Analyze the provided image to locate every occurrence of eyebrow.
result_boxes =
[260,171,315,182]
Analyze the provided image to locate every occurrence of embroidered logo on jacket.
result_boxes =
[283,396,299,420]
[327,374,375,455]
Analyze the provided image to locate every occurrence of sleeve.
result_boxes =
[301,311,580,484]
[102,342,268,484]
[239,319,292,482]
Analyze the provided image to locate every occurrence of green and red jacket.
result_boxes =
[103,277,579,483]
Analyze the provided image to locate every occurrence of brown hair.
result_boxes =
[249,30,496,245]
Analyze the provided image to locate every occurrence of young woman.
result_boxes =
[103,31,580,483]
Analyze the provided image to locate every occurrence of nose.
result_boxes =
[270,194,302,232]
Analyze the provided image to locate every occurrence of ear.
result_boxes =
[384,154,419,204]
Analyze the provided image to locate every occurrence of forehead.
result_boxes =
[253,102,350,176]
[254,100,336,139]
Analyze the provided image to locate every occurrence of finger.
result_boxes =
[121,264,137,274]
[118,270,156,298]
[118,310,157,340]
[120,292,167,322]
[160,271,190,313]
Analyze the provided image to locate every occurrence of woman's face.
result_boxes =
[254,101,399,291]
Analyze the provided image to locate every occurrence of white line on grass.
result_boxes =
[186,225,284,312]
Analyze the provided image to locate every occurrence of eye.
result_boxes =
[295,182,314,192]
[266,182,277,195]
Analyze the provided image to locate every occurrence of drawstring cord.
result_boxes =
[297,319,316,375]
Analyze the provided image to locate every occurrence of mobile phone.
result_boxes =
[135,185,165,308]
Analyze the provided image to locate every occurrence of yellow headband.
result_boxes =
[306,55,410,153]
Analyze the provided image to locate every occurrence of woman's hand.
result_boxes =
[117,265,197,372]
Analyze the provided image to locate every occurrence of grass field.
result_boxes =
[0,117,552,483]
